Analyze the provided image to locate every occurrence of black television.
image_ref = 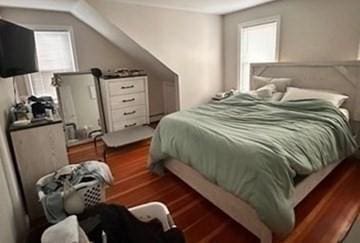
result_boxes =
[0,19,38,78]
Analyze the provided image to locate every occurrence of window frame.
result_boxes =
[237,16,281,91]
[25,25,79,98]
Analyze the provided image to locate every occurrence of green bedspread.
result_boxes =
[148,93,357,235]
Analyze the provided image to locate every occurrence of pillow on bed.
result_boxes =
[255,84,276,98]
[271,92,284,101]
[339,108,350,121]
[281,87,349,107]
[248,84,276,99]
[253,76,292,92]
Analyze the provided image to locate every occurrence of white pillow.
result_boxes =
[248,84,276,99]
[281,87,348,107]
[255,84,276,99]
[339,108,350,121]
[271,92,284,101]
[253,76,292,92]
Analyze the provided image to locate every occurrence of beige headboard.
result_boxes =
[250,62,360,121]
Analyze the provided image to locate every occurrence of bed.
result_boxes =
[149,62,360,243]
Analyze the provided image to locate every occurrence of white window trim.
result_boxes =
[26,24,79,71]
[237,16,281,90]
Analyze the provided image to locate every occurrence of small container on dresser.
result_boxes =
[100,75,150,132]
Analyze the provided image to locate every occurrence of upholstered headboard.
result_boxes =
[250,62,360,121]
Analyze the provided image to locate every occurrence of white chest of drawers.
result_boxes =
[100,76,150,132]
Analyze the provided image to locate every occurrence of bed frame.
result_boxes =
[164,62,360,243]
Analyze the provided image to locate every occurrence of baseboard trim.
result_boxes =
[150,113,164,122]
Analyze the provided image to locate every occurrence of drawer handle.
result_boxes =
[125,123,137,128]
[122,98,135,103]
[121,85,134,89]
[124,110,136,116]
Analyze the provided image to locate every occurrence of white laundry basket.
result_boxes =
[129,202,176,231]
[36,164,106,223]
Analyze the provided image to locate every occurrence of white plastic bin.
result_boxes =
[129,202,176,231]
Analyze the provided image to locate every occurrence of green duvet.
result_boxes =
[148,93,357,235]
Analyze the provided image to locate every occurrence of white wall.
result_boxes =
[224,0,360,89]
[0,78,28,243]
[0,7,166,116]
[88,1,224,109]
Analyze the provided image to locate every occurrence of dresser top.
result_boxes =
[101,74,147,80]
[9,118,62,132]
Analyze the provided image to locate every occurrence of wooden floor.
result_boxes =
[68,140,360,243]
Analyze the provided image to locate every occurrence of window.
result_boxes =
[28,28,77,100]
[238,17,280,91]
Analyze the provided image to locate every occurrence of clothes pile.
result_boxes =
[38,161,114,223]
[78,204,185,243]
[42,204,186,243]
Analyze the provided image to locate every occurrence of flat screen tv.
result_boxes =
[0,19,38,78]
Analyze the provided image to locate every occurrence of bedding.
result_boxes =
[340,108,350,121]
[253,75,292,92]
[281,87,349,107]
[149,93,357,235]
[255,84,276,98]
[249,84,276,99]
[248,84,284,101]
[271,92,284,101]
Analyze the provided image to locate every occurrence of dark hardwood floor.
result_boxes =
[68,140,360,243]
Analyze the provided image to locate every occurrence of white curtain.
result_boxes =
[240,21,278,91]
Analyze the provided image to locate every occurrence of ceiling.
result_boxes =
[103,0,276,15]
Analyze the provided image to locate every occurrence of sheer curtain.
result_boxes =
[28,30,76,100]
[239,21,279,91]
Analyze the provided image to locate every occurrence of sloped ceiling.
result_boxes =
[71,0,176,81]
[0,0,176,81]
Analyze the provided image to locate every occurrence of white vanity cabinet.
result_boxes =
[100,76,150,132]
[9,120,69,221]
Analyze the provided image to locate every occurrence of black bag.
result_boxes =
[78,204,185,243]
